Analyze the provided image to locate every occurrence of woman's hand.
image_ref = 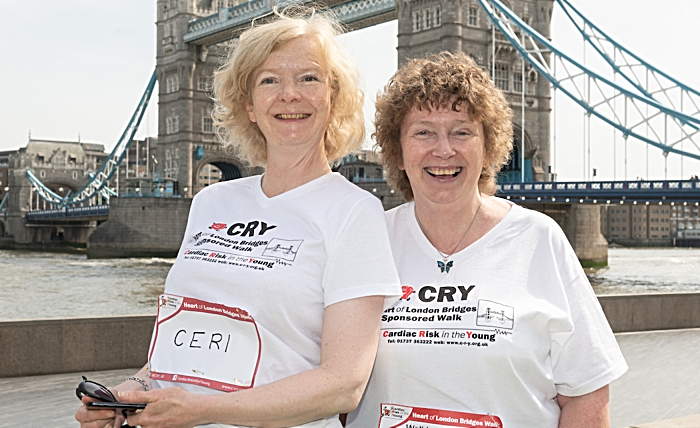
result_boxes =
[119,387,204,428]
[75,395,126,428]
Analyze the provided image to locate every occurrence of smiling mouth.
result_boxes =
[425,167,462,178]
[275,114,310,119]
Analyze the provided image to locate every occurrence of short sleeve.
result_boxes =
[322,196,402,309]
[552,274,628,396]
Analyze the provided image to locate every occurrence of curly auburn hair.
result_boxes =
[374,52,514,200]
[212,7,364,166]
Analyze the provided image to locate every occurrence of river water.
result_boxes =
[589,247,700,295]
[0,248,699,320]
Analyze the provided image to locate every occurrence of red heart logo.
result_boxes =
[401,286,414,300]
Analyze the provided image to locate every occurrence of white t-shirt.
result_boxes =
[149,173,401,428]
[347,202,628,428]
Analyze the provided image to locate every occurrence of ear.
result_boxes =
[398,140,406,171]
[245,102,256,123]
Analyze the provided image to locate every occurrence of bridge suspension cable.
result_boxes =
[26,170,65,206]
[555,0,700,126]
[26,70,157,208]
[478,0,700,162]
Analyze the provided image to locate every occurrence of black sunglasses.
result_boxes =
[76,376,135,427]
[76,376,117,402]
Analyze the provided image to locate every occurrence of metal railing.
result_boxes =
[496,180,700,203]
[25,205,109,221]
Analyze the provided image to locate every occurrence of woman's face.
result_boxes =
[246,36,331,156]
[399,104,486,207]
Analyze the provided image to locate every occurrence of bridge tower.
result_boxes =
[156,0,257,198]
[396,0,554,183]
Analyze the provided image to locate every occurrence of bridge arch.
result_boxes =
[499,124,537,183]
[193,155,247,193]
[28,179,83,209]
[41,179,81,195]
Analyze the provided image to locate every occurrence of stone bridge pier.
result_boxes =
[523,202,608,267]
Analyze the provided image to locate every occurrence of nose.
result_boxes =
[432,132,456,159]
[279,79,301,102]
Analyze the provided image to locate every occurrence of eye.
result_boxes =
[303,75,320,82]
[454,129,473,138]
[259,77,275,85]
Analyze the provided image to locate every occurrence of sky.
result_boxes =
[0,0,699,182]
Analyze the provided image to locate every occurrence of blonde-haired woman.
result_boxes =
[75,9,400,428]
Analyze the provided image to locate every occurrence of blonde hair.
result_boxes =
[212,7,365,166]
[374,52,514,199]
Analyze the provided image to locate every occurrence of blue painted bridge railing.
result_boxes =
[26,205,109,222]
[497,180,700,204]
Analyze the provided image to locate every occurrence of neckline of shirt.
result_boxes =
[254,172,339,206]
[406,200,521,264]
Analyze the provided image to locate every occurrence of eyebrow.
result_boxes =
[410,119,478,127]
[255,63,325,77]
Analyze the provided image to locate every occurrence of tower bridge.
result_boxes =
[4,0,700,264]
[155,0,555,200]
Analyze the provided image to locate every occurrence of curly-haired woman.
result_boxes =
[346,52,627,428]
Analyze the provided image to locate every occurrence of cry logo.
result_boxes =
[401,286,414,301]
[209,223,227,231]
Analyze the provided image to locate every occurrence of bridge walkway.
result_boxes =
[0,328,698,427]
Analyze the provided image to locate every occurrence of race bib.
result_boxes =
[149,294,262,392]
[378,404,503,428]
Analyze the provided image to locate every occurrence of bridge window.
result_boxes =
[413,11,421,32]
[495,63,509,91]
[166,116,179,134]
[434,6,441,26]
[40,170,45,178]
[468,6,478,27]
[424,9,431,29]
[166,75,179,93]
[202,117,213,133]
[198,76,210,91]
[513,72,522,93]
[73,171,78,179]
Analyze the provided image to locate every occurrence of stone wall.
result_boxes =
[598,293,700,333]
[0,315,154,378]
[1,293,698,378]
[87,197,192,258]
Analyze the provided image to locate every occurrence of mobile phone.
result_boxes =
[86,401,147,412]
